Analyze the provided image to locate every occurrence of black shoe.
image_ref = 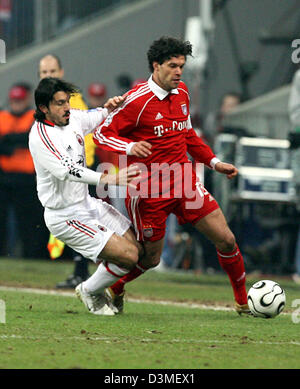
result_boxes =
[56,274,87,289]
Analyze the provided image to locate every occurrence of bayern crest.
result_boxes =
[181,104,187,115]
[143,227,153,238]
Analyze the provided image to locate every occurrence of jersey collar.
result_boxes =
[42,119,55,127]
[148,75,179,100]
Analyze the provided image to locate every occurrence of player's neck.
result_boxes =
[152,74,172,93]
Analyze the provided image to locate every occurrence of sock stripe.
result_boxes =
[217,249,239,258]
[236,271,246,282]
[104,262,124,278]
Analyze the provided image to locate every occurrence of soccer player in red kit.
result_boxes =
[93,36,250,315]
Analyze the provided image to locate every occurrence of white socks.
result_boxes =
[82,261,129,294]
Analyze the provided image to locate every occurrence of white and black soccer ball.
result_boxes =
[247,280,286,318]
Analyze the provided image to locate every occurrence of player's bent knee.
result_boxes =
[140,252,161,269]
[100,234,139,269]
[217,232,236,253]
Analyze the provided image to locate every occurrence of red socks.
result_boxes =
[110,248,247,305]
[217,245,247,305]
[110,264,147,296]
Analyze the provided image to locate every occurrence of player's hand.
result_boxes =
[99,165,141,188]
[214,162,238,179]
[104,95,126,113]
[130,141,152,158]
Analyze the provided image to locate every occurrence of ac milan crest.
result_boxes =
[76,134,84,146]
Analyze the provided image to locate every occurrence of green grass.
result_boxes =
[0,257,300,369]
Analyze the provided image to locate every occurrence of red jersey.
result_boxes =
[94,77,220,240]
[93,77,217,169]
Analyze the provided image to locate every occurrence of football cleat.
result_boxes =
[235,302,252,316]
[75,283,115,316]
[105,287,125,314]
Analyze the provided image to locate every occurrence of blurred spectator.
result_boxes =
[0,82,48,258]
[115,73,133,95]
[288,68,300,284]
[39,54,64,80]
[38,54,92,287]
[203,91,242,147]
[87,82,107,109]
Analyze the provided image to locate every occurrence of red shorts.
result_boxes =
[125,178,219,242]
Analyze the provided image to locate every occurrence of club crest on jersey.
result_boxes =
[76,134,84,146]
[143,227,153,238]
[181,104,187,115]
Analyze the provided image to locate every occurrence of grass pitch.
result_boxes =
[0,257,300,369]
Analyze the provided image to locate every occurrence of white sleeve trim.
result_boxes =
[210,157,221,169]
[126,142,136,155]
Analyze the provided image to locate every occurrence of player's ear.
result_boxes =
[39,104,48,114]
[152,61,160,72]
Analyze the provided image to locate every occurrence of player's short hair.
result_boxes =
[147,36,193,72]
[34,77,78,121]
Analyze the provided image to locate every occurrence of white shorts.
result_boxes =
[44,196,132,262]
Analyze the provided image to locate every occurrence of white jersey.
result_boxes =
[29,108,107,210]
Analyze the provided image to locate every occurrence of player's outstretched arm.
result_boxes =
[214,162,238,179]
[99,165,141,188]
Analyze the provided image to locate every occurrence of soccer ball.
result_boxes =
[247,280,286,318]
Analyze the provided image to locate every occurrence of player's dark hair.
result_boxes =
[34,77,78,121]
[147,36,193,72]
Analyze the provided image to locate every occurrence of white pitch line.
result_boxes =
[0,334,299,347]
[0,285,290,315]
[0,285,233,312]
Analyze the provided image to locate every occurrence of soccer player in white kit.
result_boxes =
[29,77,142,315]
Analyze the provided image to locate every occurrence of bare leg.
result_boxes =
[99,232,139,270]
[108,237,165,298]
[194,208,236,252]
[139,238,165,269]
[195,208,247,305]
[81,231,139,297]
[122,227,144,258]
